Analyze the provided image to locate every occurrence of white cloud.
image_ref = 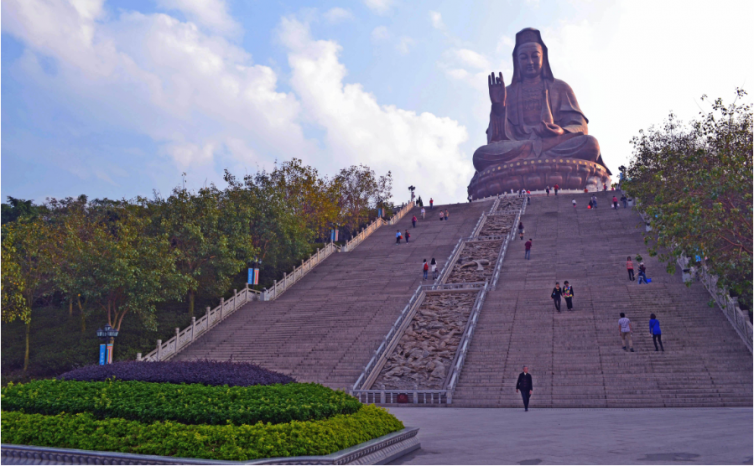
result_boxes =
[323,7,354,24]
[395,36,415,55]
[156,0,241,37]
[496,35,515,53]
[371,25,391,42]
[1,0,315,188]
[453,49,491,71]
[429,11,444,30]
[278,17,473,202]
[363,0,394,15]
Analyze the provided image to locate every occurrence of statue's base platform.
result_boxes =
[467,157,610,199]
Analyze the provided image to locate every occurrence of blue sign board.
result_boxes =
[99,344,106,365]
[248,268,253,284]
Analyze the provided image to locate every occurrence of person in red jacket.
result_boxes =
[404,229,411,243]
[412,215,417,228]
[524,238,532,260]
[554,184,559,196]
[423,259,429,280]
[429,198,434,209]
[612,196,619,209]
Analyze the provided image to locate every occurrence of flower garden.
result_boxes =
[1,360,404,461]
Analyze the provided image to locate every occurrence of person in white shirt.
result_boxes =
[618,313,634,352]
[421,207,426,219]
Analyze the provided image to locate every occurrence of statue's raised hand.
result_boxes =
[488,72,506,105]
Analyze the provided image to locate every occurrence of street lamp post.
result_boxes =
[408,185,416,203]
[96,324,119,365]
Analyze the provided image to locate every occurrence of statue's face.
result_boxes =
[517,43,543,79]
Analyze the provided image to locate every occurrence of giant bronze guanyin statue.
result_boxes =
[467,28,611,199]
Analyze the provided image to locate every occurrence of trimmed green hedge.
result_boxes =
[1,405,404,461]
[1,380,361,425]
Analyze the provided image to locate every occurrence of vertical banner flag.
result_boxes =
[378,208,383,218]
[254,268,259,285]
[331,229,338,242]
[248,268,253,285]
[106,343,114,364]
[99,344,107,365]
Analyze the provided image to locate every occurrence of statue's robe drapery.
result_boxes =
[474,78,608,173]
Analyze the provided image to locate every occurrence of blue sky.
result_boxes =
[2,0,752,204]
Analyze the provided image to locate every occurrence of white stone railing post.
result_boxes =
[220,297,225,319]
[156,339,162,361]
[233,289,237,310]
[191,316,196,341]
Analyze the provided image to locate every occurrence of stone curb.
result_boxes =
[0,427,420,465]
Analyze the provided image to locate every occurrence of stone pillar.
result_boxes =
[156,339,162,360]
[136,353,142,361]
[233,289,237,309]
[220,297,225,319]
[191,316,196,340]
[175,327,180,348]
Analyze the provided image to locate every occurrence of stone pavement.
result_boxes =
[173,200,493,389]
[453,191,753,407]
[388,407,753,465]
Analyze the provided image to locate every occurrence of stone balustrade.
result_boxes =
[139,202,415,362]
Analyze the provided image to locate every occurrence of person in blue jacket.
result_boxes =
[649,313,664,351]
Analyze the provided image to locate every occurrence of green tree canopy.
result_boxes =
[624,88,753,310]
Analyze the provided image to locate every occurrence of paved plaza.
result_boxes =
[389,407,753,465]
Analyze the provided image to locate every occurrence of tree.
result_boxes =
[1,226,31,326]
[58,204,189,356]
[1,220,59,373]
[624,88,753,310]
[151,186,254,317]
[334,165,387,234]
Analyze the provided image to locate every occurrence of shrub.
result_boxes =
[1,405,404,461]
[60,360,294,386]
[2,379,361,425]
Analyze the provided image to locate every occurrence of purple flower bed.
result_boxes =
[60,360,295,386]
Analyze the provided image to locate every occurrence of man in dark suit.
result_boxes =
[516,366,533,411]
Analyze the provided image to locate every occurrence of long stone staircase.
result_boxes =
[175,192,752,407]
[173,201,492,389]
[451,191,752,407]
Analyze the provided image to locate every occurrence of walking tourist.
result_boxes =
[612,195,619,209]
[404,229,410,243]
[649,313,664,351]
[551,282,562,312]
[431,258,438,280]
[591,194,598,208]
[412,215,417,228]
[546,186,550,196]
[603,183,608,191]
[445,209,450,221]
[637,262,648,284]
[527,192,531,205]
[524,238,532,260]
[430,198,434,209]
[626,256,635,281]
[588,199,593,210]
[562,281,575,311]
[518,221,524,237]
[516,366,533,411]
[554,184,559,195]
[423,259,429,280]
[572,199,577,209]
[621,194,628,208]
[421,207,426,219]
[619,313,634,352]
[439,210,444,221]
[396,230,402,244]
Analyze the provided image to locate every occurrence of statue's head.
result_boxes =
[512,28,554,84]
